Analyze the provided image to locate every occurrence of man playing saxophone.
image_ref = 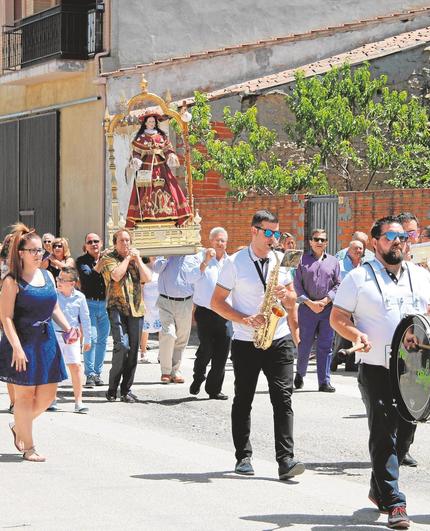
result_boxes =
[211,209,304,480]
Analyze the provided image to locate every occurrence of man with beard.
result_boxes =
[330,216,430,530]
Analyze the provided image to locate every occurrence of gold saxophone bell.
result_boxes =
[253,248,287,350]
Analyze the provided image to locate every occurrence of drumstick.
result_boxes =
[415,342,430,351]
[338,342,365,356]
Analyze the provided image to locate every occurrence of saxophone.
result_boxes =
[253,249,287,350]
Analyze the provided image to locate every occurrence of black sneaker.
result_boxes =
[105,391,116,402]
[94,375,104,386]
[235,457,254,476]
[120,393,136,403]
[387,506,410,529]
[278,458,305,480]
[319,383,336,393]
[400,452,418,467]
[294,373,304,389]
[189,380,202,395]
[85,375,96,388]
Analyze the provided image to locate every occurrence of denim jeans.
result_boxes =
[358,363,413,509]
[83,299,110,377]
[107,308,143,397]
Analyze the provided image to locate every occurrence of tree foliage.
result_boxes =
[188,92,328,199]
[286,63,430,190]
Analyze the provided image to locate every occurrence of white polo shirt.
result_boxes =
[217,246,292,341]
[193,250,228,309]
[334,258,430,368]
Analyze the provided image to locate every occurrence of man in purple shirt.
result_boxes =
[293,228,340,392]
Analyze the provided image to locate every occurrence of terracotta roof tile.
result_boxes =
[171,26,430,106]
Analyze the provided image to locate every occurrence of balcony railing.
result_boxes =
[2,2,103,72]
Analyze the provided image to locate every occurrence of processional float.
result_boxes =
[104,75,202,256]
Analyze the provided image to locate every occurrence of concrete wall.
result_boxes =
[108,0,430,69]
[0,62,105,258]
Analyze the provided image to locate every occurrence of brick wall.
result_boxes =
[195,189,430,253]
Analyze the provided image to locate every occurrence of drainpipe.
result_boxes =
[93,0,111,242]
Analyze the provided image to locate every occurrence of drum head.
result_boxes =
[390,314,430,422]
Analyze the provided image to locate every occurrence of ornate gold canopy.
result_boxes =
[104,75,202,255]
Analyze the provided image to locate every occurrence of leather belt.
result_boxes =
[87,297,105,301]
[159,294,192,302]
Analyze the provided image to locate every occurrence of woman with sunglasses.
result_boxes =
[42,237,75,279]
[0,223,79,461]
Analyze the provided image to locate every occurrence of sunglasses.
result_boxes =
[255,226,281,239]
[22,248,44,256]
[52,243,63,248]
[312,237,327,243]
[86,239,100,245]
[380,231,409,242]
[406,230,419,239]
[43,240,52,244]
[57,278,75,283]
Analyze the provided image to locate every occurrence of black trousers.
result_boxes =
[107,308,143,397]
[231,335,295,464]
[358,363,416,508]
[192,305,231,395]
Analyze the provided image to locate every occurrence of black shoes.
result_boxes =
[105,391,116,402]
[368,489,388,514]
[294,373,304,389]
[278,458,305,480]
[94,375,104,386]
[235,457,255,475]
[319,383,336,393]
[400,452,418,467]
[85,375,95,388]
[209,392,228,400]
[387,506,410,529]
[189,380,202,395]
[121,392,137,403]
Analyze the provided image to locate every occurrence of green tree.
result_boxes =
[286,63,430,190]
[188,92,328,199]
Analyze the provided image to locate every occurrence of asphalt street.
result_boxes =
[1,336,429,531]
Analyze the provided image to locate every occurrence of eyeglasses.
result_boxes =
[254,226,281,239]
[43,240,52,244]
[380,231,409,242]
[312,237,327,243]
[21,248,44,256]
[86,239,100,245]
[57,278,75,283]
[52,243,63,249]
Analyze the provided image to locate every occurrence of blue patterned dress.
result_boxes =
[0,269,67,386]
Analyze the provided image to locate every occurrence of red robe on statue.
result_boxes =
[126,131,192,228]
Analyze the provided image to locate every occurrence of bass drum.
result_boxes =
[390,314,430,423]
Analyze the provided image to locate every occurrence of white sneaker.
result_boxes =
[74,403,89,414]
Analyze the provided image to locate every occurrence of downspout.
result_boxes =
[93,0,111,241]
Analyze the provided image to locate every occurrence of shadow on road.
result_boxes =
[239,508,430,529]
[0,453,22,462]
[131,470,299,485]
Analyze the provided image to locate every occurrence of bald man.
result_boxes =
[336,231,374,262]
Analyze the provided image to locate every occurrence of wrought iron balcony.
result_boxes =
[2,2,103,72]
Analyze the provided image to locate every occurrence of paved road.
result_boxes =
[1,339,429,530]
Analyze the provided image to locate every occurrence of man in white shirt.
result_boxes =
[330,215,430,530]
[189,227,231,400]
[212,210,304,480]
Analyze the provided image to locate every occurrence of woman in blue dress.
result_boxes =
[0,224,80,462]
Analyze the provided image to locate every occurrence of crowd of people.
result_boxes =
[0,210,429,530]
